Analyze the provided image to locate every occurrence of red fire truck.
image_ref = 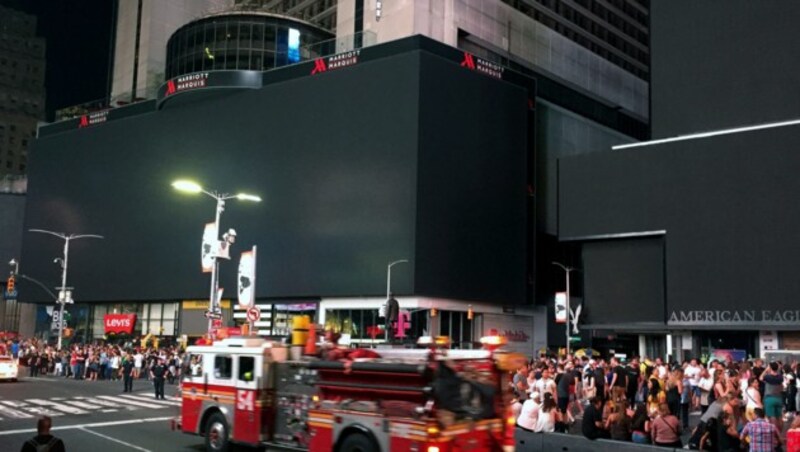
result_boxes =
[174,336,521,452]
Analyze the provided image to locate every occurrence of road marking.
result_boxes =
[26,399,88,415]
[0,401,34,419]
[96,395,164,409]
[78,427,153,452]
[0,400,63,417]
[118,394,180,406]
[74,396,133,410]
[63,399,104,410]
[0,416,173,436]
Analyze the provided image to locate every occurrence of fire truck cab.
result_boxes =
[176,336,520,452]
[178,337,315,451]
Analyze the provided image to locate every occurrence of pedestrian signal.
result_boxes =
[6,276,14,292]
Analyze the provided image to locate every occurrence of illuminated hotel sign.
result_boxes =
[460,52,504,79]
[311,50,361,75]
[165,72,210,96]
[78,110,109,128]
[669,309,800,325]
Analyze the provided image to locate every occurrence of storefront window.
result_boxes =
[439,311,475,349]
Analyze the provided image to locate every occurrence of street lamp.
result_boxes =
[172,179,261,338]
[29,229,104,351]
[552,261,575,356]
[8,259,18,275]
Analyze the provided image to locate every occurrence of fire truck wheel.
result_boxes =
[204,412,230,452]
[338,432,378,452]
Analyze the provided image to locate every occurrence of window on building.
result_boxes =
[214,355,232,379]
[238,356,254,382]
[439,311,475,349]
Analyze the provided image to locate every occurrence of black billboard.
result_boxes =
[23,37,530,305]
[559,124,800,327]
[651,1,800,138]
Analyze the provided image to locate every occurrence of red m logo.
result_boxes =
[461,52,476,70]
[311,58,327,75]
[78,116,89,128]
[166,80,176,95]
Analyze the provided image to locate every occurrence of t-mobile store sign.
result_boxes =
[104,314,137,334]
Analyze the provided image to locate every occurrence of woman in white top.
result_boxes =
[744,376,762,421]
[517,392,542,431]
[533,393,562,433]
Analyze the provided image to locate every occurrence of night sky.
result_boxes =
[1,0,113,121]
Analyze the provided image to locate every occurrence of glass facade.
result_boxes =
[166,13,334,79]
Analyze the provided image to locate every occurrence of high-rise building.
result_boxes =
[110,0,234,104]
[0,4,45,176]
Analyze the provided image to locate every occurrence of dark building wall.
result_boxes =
[414,51,527,303]
[0,193,24,272]
[651,1,800,138]
[23,47,529,305]
[559,124,800,325]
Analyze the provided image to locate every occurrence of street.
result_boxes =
[0,372,205,452]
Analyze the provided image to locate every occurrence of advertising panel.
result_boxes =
[104,314,137,334]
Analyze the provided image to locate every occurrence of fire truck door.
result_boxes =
[232,354,261,444]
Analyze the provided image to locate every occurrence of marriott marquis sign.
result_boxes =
[669,309,800,326]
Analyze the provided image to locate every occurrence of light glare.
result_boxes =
[172,180,202,193]
[236,193,261,202]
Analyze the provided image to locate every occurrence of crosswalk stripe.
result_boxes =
[0,400,63,417]
[74,397,131,409]
[0,401,34,419]
[96,395,164,409]
[63,400,104,410]
[26,399,87,415]
[118,394,180,406]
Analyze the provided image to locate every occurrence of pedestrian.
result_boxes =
[121,354,134,393]
[650,403,682,448]
[151,357,168,400]
[581,396,610,439]
[740,407,781,452]
[760,362,784,432]
[20,416,65,452]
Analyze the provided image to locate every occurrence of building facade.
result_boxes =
[0,4,45,176]
[165,12,334,79]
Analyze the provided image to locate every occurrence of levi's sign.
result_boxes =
[669,309,800,326]
[104,314,137,334]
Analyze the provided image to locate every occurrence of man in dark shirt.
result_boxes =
[556,365,571,415]
[150,358,168,400]
[593,361,606,402]
[609,357,628,402]
[20,416,65,452]
[626,357,641,405]
[121,355,134,393]
[582,397,610,439]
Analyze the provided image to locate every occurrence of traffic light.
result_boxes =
[430,307,438,317]
[6,275,14,292]
[467,306,474,320]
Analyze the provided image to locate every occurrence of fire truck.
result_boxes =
[174,335,522,452]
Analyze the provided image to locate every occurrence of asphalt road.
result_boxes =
[0,372,208,452]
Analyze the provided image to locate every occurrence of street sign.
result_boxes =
[204,310,223,320]
[246,306,260,322]
[3,289,17,300]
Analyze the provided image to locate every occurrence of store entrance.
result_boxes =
[697,330,758,363]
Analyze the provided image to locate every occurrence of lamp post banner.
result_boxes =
[555,292,567,323]
[201,222,217,273]
[237,248,256,308]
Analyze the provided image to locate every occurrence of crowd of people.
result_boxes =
[1,336,184,387]
[512,354,800,451]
